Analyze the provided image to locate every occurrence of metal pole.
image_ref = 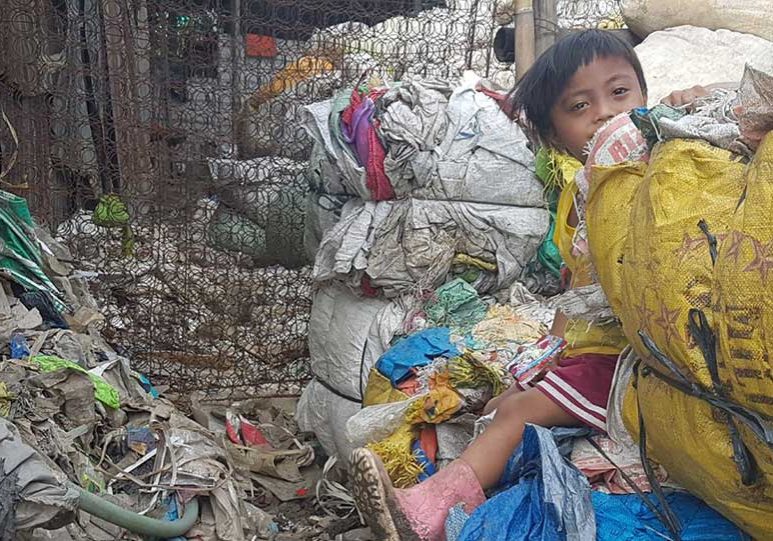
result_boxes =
[534,0,557,56]
[513,0,535,79]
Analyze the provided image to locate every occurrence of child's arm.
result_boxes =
[661,82,739,108]
[549,309,568,338]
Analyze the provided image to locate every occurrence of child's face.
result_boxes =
[549,55,646,161]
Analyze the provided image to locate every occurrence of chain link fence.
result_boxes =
[0,0,620,396]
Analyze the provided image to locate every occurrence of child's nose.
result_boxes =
[595,103,616,124]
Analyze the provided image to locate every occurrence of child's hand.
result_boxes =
[660,85,710,109]
[506,335,567,385]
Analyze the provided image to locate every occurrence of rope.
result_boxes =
[315,455,360,520]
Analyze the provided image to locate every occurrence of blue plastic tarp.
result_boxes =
[447,424,595,541]
[376,327,459,385]
[445,425,750,541]
[593,491,751,541]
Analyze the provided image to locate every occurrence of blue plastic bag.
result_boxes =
[376,327,459,385]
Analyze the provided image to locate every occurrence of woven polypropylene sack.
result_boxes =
[586,162,647,316]
[713,133,773,417]
[622,375,773,539]
[619,140,745,388]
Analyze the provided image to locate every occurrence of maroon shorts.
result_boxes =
[518,353,618,431]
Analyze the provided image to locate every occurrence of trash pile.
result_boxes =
[296,21,773,541]
[295,70,553,463]
[0,190,366,541]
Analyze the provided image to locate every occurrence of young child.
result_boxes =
[350,29,648,541]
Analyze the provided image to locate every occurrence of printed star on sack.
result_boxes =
[635,289,656,331]
[744,238,773,284]
[674,232,708,264]
[724,231,746,264]
[653,304,681,346]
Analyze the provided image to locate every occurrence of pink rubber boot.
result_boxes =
[350,448,485,541]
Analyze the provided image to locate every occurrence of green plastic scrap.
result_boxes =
[31,355,120,410]
[536,215,563,278]
[93,195,135,257]
[532,149,565,279]
[425,278,487,333]
[0,191,66,311]
[630,104,687,148]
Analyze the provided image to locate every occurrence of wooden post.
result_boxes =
[99,0,155,200]
[535,0,558,57]
[231,0,243,142]
[513,0,536,80]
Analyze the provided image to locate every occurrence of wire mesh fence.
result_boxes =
[0,0,620,396]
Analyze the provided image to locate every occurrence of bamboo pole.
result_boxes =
[513,0,536,79]
[534,0,558,56]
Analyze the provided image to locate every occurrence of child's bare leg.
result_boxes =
[462,388,579,489]
[482,383,522,415]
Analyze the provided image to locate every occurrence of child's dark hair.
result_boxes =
[508,29,647,145]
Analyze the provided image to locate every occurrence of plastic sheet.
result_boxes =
[375,328,459,386]
[593,491,750,541]
[448,425,595,541]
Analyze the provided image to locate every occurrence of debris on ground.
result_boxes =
[0,191,370,540]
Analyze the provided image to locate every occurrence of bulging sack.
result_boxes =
[618,140,745,389]
[622,0,773,42]
[592,136,773,539]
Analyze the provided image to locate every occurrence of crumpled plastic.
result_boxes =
[424,278,488,333]
[593,491,750,541]
[736,61,773,151]
[31,355,120,410]
[375,327,459,386]
[388,75,545,207]
[447,424,595,541]
[0,191,66,311]
[0,417,79,532]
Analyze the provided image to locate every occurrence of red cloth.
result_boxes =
[360,275,379,297]
[366,116,393,200]
[245,34,278,58]
[419,425,438,463]
[340,88,394,200]
[528,353,618,432]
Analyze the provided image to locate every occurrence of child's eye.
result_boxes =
[613,87,629,96]
[571,101,589,112]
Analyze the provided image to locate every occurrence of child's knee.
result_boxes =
[494,391,528,422]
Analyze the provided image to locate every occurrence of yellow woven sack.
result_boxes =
[713,133,773,417]
[622,374,773,539]
[363,368,410,407]
[611,137,773,540]
[618,140,745,388]
[586,162,647,315]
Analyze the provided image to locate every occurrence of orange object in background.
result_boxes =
[245,34,277,58]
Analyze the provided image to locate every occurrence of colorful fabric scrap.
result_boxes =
[425,278,488,333]
[366,386,461,488]
[341,86,395,200]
